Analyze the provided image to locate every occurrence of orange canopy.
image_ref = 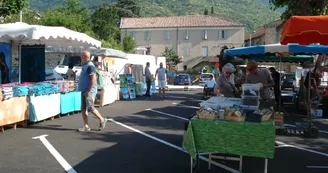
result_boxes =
[280,16,328,45]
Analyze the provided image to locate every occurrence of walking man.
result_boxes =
[78,50,107,131]
[144,62,152,97]
[269,67,282,107]
[155,62,168,98]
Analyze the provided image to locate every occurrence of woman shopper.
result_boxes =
[214,63,239,97]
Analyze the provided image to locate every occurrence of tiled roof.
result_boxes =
[120,15,244,29]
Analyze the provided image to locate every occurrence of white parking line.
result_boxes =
[146,108,188,121]
[146,109,328,157]
[33,135,77,173]
[172,103,200,109]
[107,118,239,173]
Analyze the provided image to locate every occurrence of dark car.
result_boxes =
[174,73,192,85]
[281,73,295,90]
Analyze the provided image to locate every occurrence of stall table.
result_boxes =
[29,94,61,122]
[0,96,29,132]
[99,85,119,106]
[60,91,82,114]
[183,117,275,173]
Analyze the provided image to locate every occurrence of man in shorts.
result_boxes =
[78,50,107,132]
[155,62,168,98]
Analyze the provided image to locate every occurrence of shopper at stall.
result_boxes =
[126,64,133,75]
[144,62,152,97]
[155,62,168,98]
[78,50,107,132]
[245,61,274,100]
[269,67,282,106]
[214,63,238,97]
[66,63,76,80]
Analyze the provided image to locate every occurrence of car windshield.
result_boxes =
[200,74,212,78]
[59,55,82,66]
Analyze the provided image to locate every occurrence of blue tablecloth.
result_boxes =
[60,91,81,114]
[29,94,61,122]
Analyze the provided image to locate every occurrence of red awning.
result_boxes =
[280,16,328,45]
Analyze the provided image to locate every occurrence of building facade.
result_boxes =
[120,15,245,70]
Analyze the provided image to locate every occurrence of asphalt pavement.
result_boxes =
[0,90,328,173]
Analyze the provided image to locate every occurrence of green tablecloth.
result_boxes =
[183,117,275,159]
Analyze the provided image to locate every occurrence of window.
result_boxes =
[202,30,208,40]
[218,30,227,40]
[130,32,136,40]
[184,30,189,40]
[164,31,170,40]
[145,31,151,40]
[202,46,208,57]
[183,47,190,57]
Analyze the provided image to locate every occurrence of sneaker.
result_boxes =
[78,126,91,132]
[99,118,108,131]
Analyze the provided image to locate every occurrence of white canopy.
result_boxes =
[88,47,127,59]
[0,22,101,53]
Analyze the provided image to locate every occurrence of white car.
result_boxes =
[199,73,214,86]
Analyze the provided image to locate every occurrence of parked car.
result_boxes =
[199,73,214,86]
[281,72,295,90]
[11,66,64,82]
[174,73,192,85]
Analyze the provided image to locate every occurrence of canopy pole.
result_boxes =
[19,44,21,83]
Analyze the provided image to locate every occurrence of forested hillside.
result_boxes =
[27,0,281,31]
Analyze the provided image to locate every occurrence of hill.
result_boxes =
[27,0,282,31]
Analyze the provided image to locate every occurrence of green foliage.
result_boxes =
[0,0,29,17]
[2,8,41,24]
[211,6,214,14]
[101,37,123,50]
[269,0,328,20]
[115,0,141,18]
[28,0,282,32]
[162,47,182,66]
[122,35,136,53]
[40,0,91,32]
[91,4,120,40]
[204,8,208,15]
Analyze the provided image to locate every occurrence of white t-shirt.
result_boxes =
[206,80,216,88]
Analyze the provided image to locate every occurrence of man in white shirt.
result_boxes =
[205,75,216,88]
[155,62,168,98]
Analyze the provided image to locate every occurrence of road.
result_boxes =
[0,90,328,173]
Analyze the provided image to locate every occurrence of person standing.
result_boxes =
[144,62,152,97]
[78,50,107,132]
[214,63,238,97]
[155,62,168,98]
[245,61,275,100]
[66,63,76,80]
[269,67,282,106]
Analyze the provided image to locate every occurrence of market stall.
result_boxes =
[89,47,127,105]
[184,85,276,173]
[224,43,328,137]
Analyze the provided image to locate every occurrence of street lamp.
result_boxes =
[249,30,256,46]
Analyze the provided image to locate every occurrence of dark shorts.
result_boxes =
[81,92,96,112]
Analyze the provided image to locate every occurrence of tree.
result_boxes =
[162,47,182,66]
[0,0,29,17]
[41,0,92,32]
[204,8,209,15]
[115,0,141,18]
[269,0,328,20]
[211,6,214,14]
[2,8,41,24]
[91,4,120,40]
[122,35,136,53]
[102,37,123,50]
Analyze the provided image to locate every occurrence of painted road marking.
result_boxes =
[33,135,77,173]
[172,103,200,109]
[146,108,188,121]
[284,124,328,134]
[107,118,239,173]
[147,109,328,157]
